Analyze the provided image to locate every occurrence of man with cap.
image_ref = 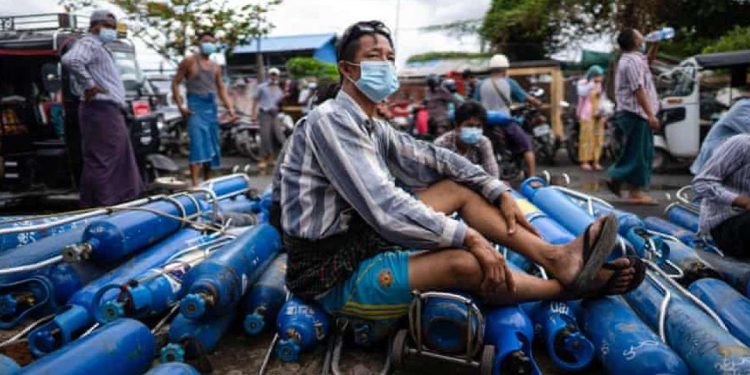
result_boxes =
[172,31,235,186]
[252,67,286,172]
[62,9,144,207]
[477,54,541,178]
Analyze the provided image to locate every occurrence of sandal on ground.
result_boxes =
[587,256,647,298]
[568,213,619,293]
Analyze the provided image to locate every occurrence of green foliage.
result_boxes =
[285,57,338,80]
[406,51,493,63]
[59,0,281,63]
[479,0,551,60]
[703,26,750,54]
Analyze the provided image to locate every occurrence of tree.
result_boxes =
[478,0,551,60]
[59,0,281,64]
[285,57,338,80]
[703,26,750,54]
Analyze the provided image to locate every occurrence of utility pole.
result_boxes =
[393,0,401,51]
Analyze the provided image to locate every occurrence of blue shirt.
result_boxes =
[279,90,509,249]
[690,99,750,174]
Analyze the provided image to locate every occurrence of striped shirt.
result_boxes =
[693,134,750,232]
[614,52,659,119]
[61,35,125,105]
[434,130,500,178]
[280,90,509,250]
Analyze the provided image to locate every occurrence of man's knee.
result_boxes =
[446,251,482,285]
[433,180,477,200]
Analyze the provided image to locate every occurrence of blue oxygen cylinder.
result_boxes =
[643,216,698,247]
[180,224,281,320]
[160,311,236,363]
[522,301,594,372]
[241,253,288,335]
[0,354,19,375]
[624,271,750,374]
[61,194,206,265]
[661,238,720,284]
[484,305,541,375]
[666,204,699,233]
[510,190,575,244]
[27,229,202,357]
[419,292,480,354]
[689,278,750,347]
[624,227,670,262]
[694,250,750,298]
[578,296,688,375]
[19,319,155,375]
[200,174,250,199]
[275,297,330,363]
[145,363,200,375]
[217,195,259,215]
[0,214,98,252]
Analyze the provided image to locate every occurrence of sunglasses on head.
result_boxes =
[337,21,393,61]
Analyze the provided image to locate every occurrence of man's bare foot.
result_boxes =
[558,257,637,299]
[544,216,607,288]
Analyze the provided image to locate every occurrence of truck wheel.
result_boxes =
[392,329,409,370]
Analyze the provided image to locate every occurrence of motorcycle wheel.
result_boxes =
[177,123,189,157]
[235,129,262,161]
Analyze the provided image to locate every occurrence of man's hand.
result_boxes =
[498,191,540,237]
[647,115,660,131]
[179,106,192,119]
[84,85,107,102]
[228,107,237,120]
[733,195,750,210]
[465,228,515,295]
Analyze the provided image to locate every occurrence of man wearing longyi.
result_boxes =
[276,20,645,326]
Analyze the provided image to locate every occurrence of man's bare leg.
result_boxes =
[409,249,635,304]
[189,164,202,186]
[417,180,632,288]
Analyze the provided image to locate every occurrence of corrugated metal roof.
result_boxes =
[233,33,336,54]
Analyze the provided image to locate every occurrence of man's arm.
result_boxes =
[383,124,509,204]
[61,39,104,101]
[214,65,235,117]
[479,137,500,179]
[693,136,750,210]
[171,58,190,117]
[623,58,659,129]
[509,78,541,106]
[308,113,467,249]
[647,43,659,66]
[251,84,261,121]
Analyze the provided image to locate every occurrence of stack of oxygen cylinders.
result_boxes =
[0,173,301,375]
[2,172,750,375]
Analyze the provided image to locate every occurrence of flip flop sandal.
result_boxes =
[568,213,619,293]
[588,256,647,297]
[605,180,622,197]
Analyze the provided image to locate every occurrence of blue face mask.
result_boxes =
[200,42,217,55]
[345,61,399,103]
[98,28,117,43]
[459,127,483,145]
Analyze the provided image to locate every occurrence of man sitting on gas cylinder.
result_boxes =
[277,21,644,332]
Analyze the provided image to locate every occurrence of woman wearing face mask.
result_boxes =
[576,65,607,171]
[434,100,500,178]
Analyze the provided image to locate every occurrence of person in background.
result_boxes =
[298,80,318,115]
[463,69,479,100]
[606,28,660,205]
[252,67,285,172]
[434,100,499,178]
[61,10,143,207]
[576,65,607,171]
[442,79,464,104]
[477,54,541,178]
[231,78,253,116]
[172,31,235,186]
[424,74,457,137]
[692,134,750,258]
[690,98,750,174]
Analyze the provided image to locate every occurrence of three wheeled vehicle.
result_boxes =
[654,49,750,171]
[0,13,177,206]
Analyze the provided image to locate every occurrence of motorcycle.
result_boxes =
[515,87,557,166]
[219,110,262,161]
